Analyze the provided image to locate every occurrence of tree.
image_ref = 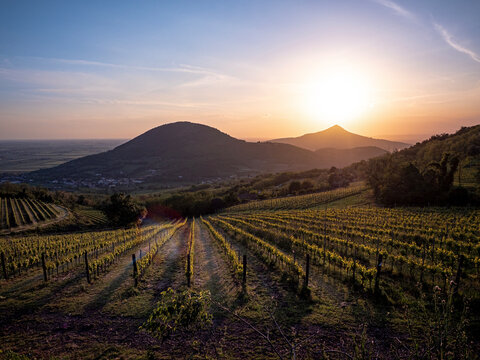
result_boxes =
[427,153,459,192]
[378,163,429,205]
[104,193,146,227]
[327,167,350,189]
[288,181,302,194]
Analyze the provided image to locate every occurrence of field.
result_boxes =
[0,189,479,359]
[0,140,124,173]
[0,197,67,232]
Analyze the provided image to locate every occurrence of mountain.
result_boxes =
[30,122,319,183]
[314,146,388,168]
[271,125,409,152]
[29,122,398,186]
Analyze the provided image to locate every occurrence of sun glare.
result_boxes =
[303,68,373,127]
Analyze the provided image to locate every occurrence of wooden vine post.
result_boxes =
[186,252,191,288]
[1,252,8,280]
[84,251,91,284]
[352,248,357,283]
[374,253,383,297]
[242,254,247,288]
[304,253,310,288]
[420,240,426,284]
[453,255,464,295]
[132,254,138,287]
[41,253,48,282]
[2,251,8,280]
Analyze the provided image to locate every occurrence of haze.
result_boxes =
[0,0,479,141]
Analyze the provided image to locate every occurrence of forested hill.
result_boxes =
[383,125,479,166]
[364,125,480,206]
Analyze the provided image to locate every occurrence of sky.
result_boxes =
[0,0,479,142]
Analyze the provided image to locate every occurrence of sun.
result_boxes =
[303,68,373,127]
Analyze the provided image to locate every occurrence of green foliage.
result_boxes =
[0,350,31,360]
[140,288,212,342]
[146,190,238,217]
[404,285,473,360]
[226,184,366,211]
[202,217,243,279]
[352,325,374,360]
[365,125,480,206]
[104,193,146,226]
[367,153,477,206]
[0,182,110,212]
[328,166,352,188]
[0,182,54,202]
[288,181,302,194]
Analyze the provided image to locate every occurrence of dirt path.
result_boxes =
[193,219,238,308]
[153,222,189,293]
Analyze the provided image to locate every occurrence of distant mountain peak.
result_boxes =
[327,124,345,130]
[323,124,349,133]
[270,125,409,152]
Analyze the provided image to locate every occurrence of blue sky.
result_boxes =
[0,0,479,140]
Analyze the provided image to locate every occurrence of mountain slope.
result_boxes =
[271,125,409,152]
[364,124,480,205]
[315,146,388,168]
[379,124,480,168]
[30,122,402,185]
[31,122,322,182]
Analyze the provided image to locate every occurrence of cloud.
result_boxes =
[31,56,226,77]
[434,23,480,64]
[371,0,416,20]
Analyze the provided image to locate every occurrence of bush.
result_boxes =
[140,288,212,342]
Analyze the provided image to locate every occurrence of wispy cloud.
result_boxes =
[434,23,480,64]
[31,56,226,77]
[371,0,416,21]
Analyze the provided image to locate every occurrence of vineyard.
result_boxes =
[0,190,479,358]
[0,220,185,281]
[0,197,65,231]
[207,207,479,300]
[226,183,367,211]
[75,206,108,226]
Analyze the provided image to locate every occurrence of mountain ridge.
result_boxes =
[270,124,409,152]
[29,122,397,186]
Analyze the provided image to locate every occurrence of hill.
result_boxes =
[271,124,409,152]
[30,122,320,184]
[28,122,397,187]
[364,124,480,206]
[314,146,387,168]
[376,124,480,167]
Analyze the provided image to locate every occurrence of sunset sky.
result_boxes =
[0,0,479,142]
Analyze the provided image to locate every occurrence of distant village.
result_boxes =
[0,171,233,191]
